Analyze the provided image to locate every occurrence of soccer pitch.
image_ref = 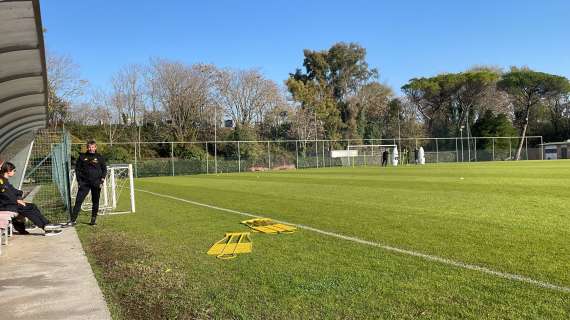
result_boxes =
[78,161,570,319]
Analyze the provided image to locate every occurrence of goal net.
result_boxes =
[332,144,398,166]
[70,164,135,215]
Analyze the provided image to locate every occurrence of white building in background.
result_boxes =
[541,140,570,160]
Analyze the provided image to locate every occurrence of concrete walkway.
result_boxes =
[0,227,111,320]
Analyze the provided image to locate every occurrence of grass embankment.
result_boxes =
[78,161,570,319]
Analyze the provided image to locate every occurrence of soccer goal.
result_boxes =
[70,164,135,215]
[332,144,398,166]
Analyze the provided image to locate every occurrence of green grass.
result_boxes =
[77,161,570,319]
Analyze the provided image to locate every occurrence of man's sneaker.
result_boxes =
[63,221,76,228]
[44,224,61,230]
[44,229,63,237]
[89,217,97,226]
[16,230,30,235]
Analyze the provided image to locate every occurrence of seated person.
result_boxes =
[0,162,62,236]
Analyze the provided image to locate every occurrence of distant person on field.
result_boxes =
[0,162,62,236]
[68,140,107,226]
[382,150,389,167]
[414,148,419,165]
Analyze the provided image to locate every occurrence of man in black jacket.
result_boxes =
[68,140,107,226]
[381,150,389,167]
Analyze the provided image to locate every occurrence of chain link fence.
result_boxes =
[22,130,72,224]
[71,136,543,178]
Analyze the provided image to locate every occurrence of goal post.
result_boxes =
[332,144,399,166]
[70,163,135,215]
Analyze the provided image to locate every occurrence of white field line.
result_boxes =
[137,188,570,294]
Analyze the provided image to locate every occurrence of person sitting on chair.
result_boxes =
[0,162,62,236]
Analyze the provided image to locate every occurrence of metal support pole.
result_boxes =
[133,142,138,178]
[363,143,367,166]
[509,139,512,160]
[540,136,544,160]
[467,135,471,163]
[493,138,495,161]
[455,138,458,162]
[205,142,209,174]
[214,141,218,174]
[435,139,439,163]
[460,133,464,162]
[322,140,325,167]
[295,140,299,168]
[525,137,529,160]
[267,141,271,169]
[170,142,174,176]
[315,140,319,168]
[237,141,241,173]
[473,138,477,162]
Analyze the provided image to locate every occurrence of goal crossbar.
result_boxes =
[347,144,397,149]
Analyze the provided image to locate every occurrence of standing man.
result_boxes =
[68,140,107,226]
[414,148,419,165]
[381,149,389,167]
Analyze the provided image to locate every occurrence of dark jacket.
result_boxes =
[0,177,23,212]
[75,152,107,185]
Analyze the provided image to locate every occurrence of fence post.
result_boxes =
[493,138,495,161]
[315,140,319,168]
[525,137,529,160]
[170,142,175,176]
[322,140,325,167]
[267,141,271,169]
[509,139,512,160]
[214,141,218,174]
[455,138,458,162]
[237,141,241,172]
[473,138,477,162]
[133,142,138,178]
[540,136,544,160]
[295,140,299,169]
[205,142,209,174]
[363,142,367,166]
[435,138,439,163]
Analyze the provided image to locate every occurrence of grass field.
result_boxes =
[77,161,570,319]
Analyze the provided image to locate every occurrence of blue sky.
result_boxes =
[41,0,570,96]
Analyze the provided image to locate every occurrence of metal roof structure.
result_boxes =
[0,0,48,158]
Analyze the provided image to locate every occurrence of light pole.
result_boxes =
[460,125,464,162]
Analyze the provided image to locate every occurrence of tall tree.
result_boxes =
[401,74,460,137]
[214,69,285,127]
[287,42,378,139]
[349,82,393,139]
[497,68,570,160]
[46,52,87,128]
[402,70,501,138]
[147,59,216,141]
[111,64,146,126]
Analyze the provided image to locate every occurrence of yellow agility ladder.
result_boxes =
[241,218,297,234]
[207,232,252,259]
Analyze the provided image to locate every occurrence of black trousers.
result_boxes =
[382,158,388,166]
[71,183,101,221]
[12,203,49,232]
